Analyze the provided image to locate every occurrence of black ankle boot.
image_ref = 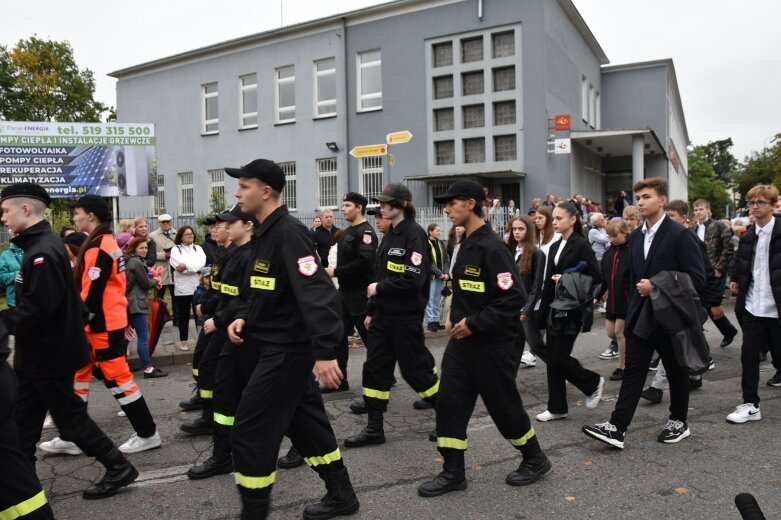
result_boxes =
[418,451,467,497]
[181,409,212,435]
[349,400,368,415]
[187,455,234,480]
[179,387,203,411]
[277,445,305,469]
[303,466,360,520]
[239,487,270,520]
[506,437,552,486]
[343,410,385,448]
[83,449,139,499]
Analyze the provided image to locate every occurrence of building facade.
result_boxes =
[111,0,689,218]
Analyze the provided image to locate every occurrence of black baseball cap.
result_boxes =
[343,192,368,208]
[203,215,217,226]
[216,204,259,226]
[367,208,380,216]
[433,180,486,204]
[0,182,51,206]
[225,159,285,192]
[66,194,112,222]
[373,183,412,203]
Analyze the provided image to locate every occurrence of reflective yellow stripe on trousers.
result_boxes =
[213,412,234,426]
[362,387,390,400]
[199,389,213,399]
[418,379,440,398]
[0,490,47,520]
[437,437,468,450]
[234,471,276,489]
[304,448,342,467]
[508,427,535,447]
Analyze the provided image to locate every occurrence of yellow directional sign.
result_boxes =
[386,130,413,145]
[349,144,388,157]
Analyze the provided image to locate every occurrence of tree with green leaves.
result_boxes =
[0,36,110,122]
[687,146,730,218]
[732,133,781,208]
[701,138,739,184]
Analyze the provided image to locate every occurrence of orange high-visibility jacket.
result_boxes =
[79,231,128,333]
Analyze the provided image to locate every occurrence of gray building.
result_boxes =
[110,0,688,219]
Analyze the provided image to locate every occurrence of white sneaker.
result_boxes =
[117,410,127,417]
[585,377,605,409]
[536,410,568,422]
[726,403,761,424]
[520,351,537,367]
[42,413,55,430]
[119,431,162,454]
[599,348,618,360]
[39,437,83,456]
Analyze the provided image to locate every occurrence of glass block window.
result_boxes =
[279,161,297,210]
[493,100,516,126]
[493,66,515,92]
[494,135,517,161]
[434,108,454,131]
[461,37,483,63]
[492,31,515,58]
[463,138,485,164]
[435,141,455,165]
[433,75,454,99]
[433,42,453,67]
[462,104,485,129]
[462,71,484,96]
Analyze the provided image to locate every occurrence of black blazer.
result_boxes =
[539,232,601,320]
[626,215,705,328]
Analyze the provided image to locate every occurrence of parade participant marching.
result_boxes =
[225,159,359,520]
[344,183,440,448]
[417,181,551,497]
[44,195,161,455]
[186,204,257,479]
[1,184,137,501]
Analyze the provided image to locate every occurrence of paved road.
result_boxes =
[34,303,781,519]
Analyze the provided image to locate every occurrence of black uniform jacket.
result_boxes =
[234,206,342,360]
[372,217,431,320]
[1,220,90,378]
[200,243,232,317]
[334,220,377,292]
[450,224,524,347]
[212,241,253,329]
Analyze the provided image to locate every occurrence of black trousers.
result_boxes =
[212,339,261,459]
[173,295,195,341]
[0,362,54,519]
[194,328,226,413]
[191,327,210,383]
[545,331,601,414]
[14,372,116,467]
[610,331,690,431]
[738,311,781,405]
[157,284,178,318]
[231,348,344,499]
[709,310,738,339]
[362,316,439,412]
[436,341,536,454]
[337,290,369,376]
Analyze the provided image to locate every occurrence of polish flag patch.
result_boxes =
[33,257,44,266]
[496,272,514,290]
[297,256,318,276]
[410,251,422,266]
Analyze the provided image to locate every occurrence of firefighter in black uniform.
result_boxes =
[418,181,551,497]
[344,183,440,448]
[225,159,359,520]
[187,203,257,479]
[0,183,137,503]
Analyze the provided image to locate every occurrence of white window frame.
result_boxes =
[154,174,166,216]
[275,66,296,124]
[588,84,596,128]
[581,75,589,123]
[178,172,194,216]
[595,91,601,130]
[316,158,339,209]
[208,169,226,211]
[239,74,258,129]
[357,50,382,112]
[202,82,219,135]
[314,58,337,118]
[279,161,297,211]
[359,157,384,202]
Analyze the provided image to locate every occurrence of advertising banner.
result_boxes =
[0,122,156,198]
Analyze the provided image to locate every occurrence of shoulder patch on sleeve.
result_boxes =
[410,251,423,266]
[297,256,318,276]
[88,266,102,281]
[33,257,44,266]
[496,272,514,290]
[362,233,373,245]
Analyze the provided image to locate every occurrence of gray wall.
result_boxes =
[601,65,668,142]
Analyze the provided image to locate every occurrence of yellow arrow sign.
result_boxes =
[349,144,388,157]
[386,130,413,145]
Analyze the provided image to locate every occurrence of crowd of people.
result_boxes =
[0,167,779,519]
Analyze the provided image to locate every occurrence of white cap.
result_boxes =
[157,213,173,221]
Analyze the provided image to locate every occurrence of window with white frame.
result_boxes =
[581,75,589,122]
[155,174,166,215]
[359,156,383,202]
[239,74,258,129]
[316,158,338,208]
[314,58,336,117]
[178,172,194,216]
[595,92,601,130]
[279,161,297,210]
[276,66,295,123]
[202,82,219,134]
[588,84,596,127]
[357,50,382,111]
[208,169,225,211]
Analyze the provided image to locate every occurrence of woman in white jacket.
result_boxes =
[169,226,206,351]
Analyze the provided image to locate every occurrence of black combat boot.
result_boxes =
[83,449,139,499]
[505,436,552,486]
[348,399,368,415]
[239,487,270,520]
[179,385,203,411]
[417,450,467,497]
[181,407,212,436]
[343,410,385,447]
[187,455,233,480]
[303,466,360,520]
[277,445,305,469]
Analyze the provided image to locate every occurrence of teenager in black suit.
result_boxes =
[583,178,705,449]
[535,203,604,422]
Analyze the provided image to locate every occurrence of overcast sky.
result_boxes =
[2,0,779,160]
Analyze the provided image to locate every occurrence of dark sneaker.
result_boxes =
[413,398,434,410]
[720,331,736,348]
[767,371,781,387]
[640,386,663,404]
[657,419,690,443]
[609,368,624,381]
[582,421,625,449]
[426,322,440,332]
[689,378,702,391]
[144,367,168,379]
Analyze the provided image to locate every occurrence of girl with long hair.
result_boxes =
[534,206,560,258]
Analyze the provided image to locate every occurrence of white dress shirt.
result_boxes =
[745,217,777,318]
[641,214,666,259]
[696,222,706,242]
